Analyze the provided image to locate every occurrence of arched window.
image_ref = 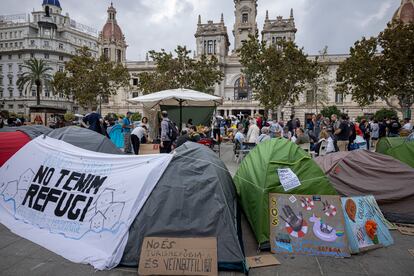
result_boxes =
[45,6,50,17]
[234,75,252,100]
[103,48,109,59]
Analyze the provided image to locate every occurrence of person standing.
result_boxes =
[160,111,176,153]
[287,114,295,134]
[371,119,380,149]
[359,119,371,150]
[387,117,401,137]
[242,114,249,135]
[255,113,263,130]
[246,119,260,143]
[122,112,133,154]
[334,114,350,151]
[82,109,102,133]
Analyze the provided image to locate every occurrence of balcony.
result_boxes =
[222,99,260,108]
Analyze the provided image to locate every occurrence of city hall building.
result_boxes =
[102,0,414,123]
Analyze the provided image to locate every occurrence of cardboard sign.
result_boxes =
[246,255,280,268]
[269,193,350,258]
[139,144,160,155]
[277,168,301,192]
[138,237,217,275]
[341,196,393,254]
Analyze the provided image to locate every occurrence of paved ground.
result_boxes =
[0,143,413,275]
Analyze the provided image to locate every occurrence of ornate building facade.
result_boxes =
[0,0,99,115]
[103,0,414,123]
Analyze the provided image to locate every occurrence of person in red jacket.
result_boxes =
[255,113,263,130]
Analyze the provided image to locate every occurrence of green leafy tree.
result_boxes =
[130,112,141,122]
[374,108,398,121]
[320,105,343,119]
[238,35,315,119]
[53,47,130,108]
[1,110,10,119]
[136,46,224,94]
[17,58,53,106]
[64,112,75,122]
[337,21,414,118]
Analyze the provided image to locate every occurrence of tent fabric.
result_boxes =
[375,137,406,154]
[108,124,124,148]
[128,88,223,107]
[160,105,215,128]
[315,150,414,223]
[0,132,31,166]
[120,142,246,272]
[233,138,336,248]
[385,141,414,168]
[0,125,51,139]
[47,126,122,154]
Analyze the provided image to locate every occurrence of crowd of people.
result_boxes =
[2,108,412,157]
[230,112,413,156]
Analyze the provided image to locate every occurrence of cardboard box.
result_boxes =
[139,144,160,155]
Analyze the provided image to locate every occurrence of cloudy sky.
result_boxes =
[1,0,400,60]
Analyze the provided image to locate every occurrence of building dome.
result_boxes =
[392,0,414,24]
[100,3,124,41]
[42,0,61,8]
[102,22,123,41]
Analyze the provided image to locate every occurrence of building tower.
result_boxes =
[262,9,297,47]
[233,0,258,51]
[392,0,414,24]
[194,14,230,61]
[99,3,127,63]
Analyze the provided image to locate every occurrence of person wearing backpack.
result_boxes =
[160,111,177,153]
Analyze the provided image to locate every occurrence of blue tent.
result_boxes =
[109,124,124,148]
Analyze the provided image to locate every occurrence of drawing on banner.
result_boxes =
[341,196,394,254]
[277,168,301,192]
[0,136,173,269]
[269,193,350,258]
[0,165,128,237]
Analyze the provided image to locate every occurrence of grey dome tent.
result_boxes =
[121,142,246,272]
[0,125,52,138]
[47,126,122,154]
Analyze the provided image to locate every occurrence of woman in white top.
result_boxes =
[246,120,260,143]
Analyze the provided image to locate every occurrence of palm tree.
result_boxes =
[17,58,53,106]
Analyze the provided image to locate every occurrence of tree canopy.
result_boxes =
[337,21,414,118]
[53,47,130,108]
[136,46,224,94]
[238,35,315,115]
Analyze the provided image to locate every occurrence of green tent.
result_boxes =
[384,141,414,168]
[376,137,406,154]
[233,138,336,248]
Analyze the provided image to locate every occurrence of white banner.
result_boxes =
[0,136,172,270]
